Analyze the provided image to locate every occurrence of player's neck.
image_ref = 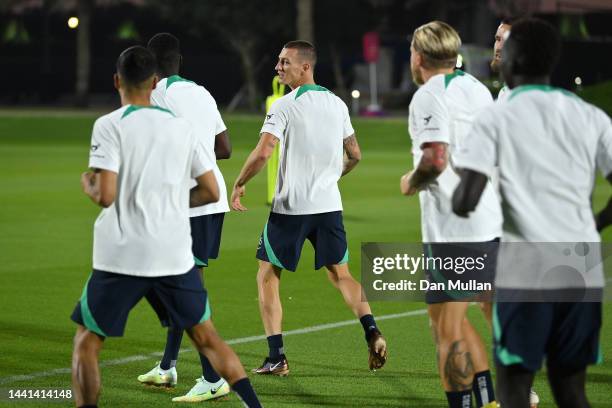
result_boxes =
[289,77,315,90]
[508,75,550,89]
[422,67,454,84]
[120,91,153,107]
[160,70,178,79]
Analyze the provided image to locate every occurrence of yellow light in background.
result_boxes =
[67,17,79,29]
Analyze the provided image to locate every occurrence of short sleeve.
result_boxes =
[88,117,119,173]
[191,138,214,179]
[342,102,355,139]
[260,99,288,141]
[595,111,612,177]
[409,89,450,146]
[214,108,227,135]
[452,110,499,178]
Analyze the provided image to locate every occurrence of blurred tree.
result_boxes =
[296,0,314,43]
[315,0,376,101]
[147,0,293,110]
[75,0,93,106]
[2,0,145,106]
[2,19,30,44]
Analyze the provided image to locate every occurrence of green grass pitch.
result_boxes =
[0,111,610,407]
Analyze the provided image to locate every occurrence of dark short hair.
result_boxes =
[505,18,561,76]
[500,16,520,26]
[283,40,317,65]
[116,46,156,87]
[147,32,181,77]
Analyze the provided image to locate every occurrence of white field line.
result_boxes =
[0,308,428,385]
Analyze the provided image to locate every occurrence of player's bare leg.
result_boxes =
[326,263,387,369]
[256,261,283,336]
[463,317,499,407]
[186,320,247,384]
[72,325,104,407]
[326,263,371,317]
[462,318,489,373]
[429,302,474,392]
[186,320,261,407]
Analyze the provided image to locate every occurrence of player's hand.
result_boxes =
[80,171,94,193]
[400,172,418,196]
[231,184,248,211]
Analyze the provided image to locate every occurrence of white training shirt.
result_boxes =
[88,104,213,277]
[151,75,229,216]
[454,84,612,243]
[408,70,502,242]
[261,84,354,215]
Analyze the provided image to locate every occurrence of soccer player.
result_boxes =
[490,17,541,408]
[230,40,387,376]
[491,18,513,102]
[71,45,261,408]
[136,32,233,403]
[400,21,501,408]
[452,18,610,408]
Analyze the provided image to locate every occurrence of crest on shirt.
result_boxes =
[423,115,432,125]
[264,113,275,126]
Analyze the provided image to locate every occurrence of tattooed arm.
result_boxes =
[342,134,362,176]
[231,132,279,211]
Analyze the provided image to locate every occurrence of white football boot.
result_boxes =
[172,377,230,402]
[137,362,177,387]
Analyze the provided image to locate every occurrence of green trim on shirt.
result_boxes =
[121,105,174,119]
[166,74,195,89]
[444,69,465,89]
[508,84,578,101]
[295,84,330,99]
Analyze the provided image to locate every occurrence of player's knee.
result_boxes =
[256,264,279,286]
[187,321,218,350]
[436,321,463,344]
[73,331,101,357]
[427,304,441,324]
[326,269,340,285]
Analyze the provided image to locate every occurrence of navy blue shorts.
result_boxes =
[423,239,498,304]
[493,301,602,372]
[190,213,225,267]
[256,211,348,271]
[71,266,210,337]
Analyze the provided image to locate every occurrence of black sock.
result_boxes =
[359,314,378,341]
[200,352,221,383]
[473,370,495,407]
[232,377,262,408]
[267,334,284,360]
[446,390,472,408]
[160,327,183,370]
[78,405,98,408]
